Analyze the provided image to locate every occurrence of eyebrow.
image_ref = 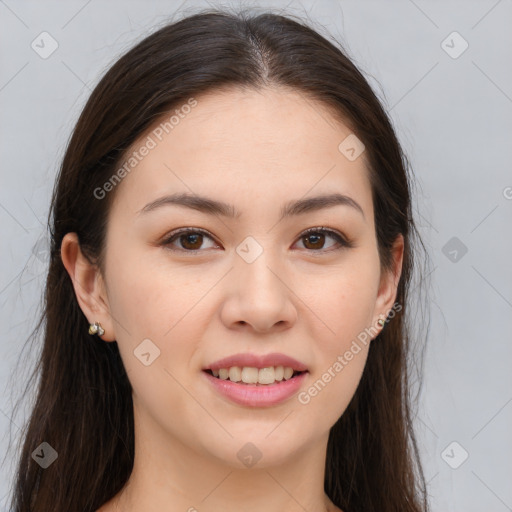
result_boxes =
[138,192,365,221]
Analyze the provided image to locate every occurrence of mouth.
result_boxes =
[202,367,309,407]
[202,368,308,386]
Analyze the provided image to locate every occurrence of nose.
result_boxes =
[219,248,298,334]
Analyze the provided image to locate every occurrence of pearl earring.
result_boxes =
[88,321,105,336]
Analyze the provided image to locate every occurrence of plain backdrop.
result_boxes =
[1,1,511,511]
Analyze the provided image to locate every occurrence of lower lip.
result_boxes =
[202,370,308,407]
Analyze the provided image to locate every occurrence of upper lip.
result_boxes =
[204,352,308,372]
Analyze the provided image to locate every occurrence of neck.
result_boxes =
[105,402,340,512]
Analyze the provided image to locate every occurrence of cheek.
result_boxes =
[292,257,378,422]
[103,247,198,385]
[294,254,380,348]
[107,264,204,421]
[297,278,374,427]
[106,240,205,336]
[300,343,370,430]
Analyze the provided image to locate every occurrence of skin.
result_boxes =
[61,86,403,512]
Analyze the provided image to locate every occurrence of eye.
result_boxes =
[161,228,219,253]
[161,227,353,254]
[293,227,354,252]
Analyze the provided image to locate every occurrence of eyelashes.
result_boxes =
[160,226,355,255]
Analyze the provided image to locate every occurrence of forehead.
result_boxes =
[110,86,373,220]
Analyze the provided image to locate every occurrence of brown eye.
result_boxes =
[302,231,327,250]
[296,227,352,252]
[179,232,203,250]
[162,228,218,252]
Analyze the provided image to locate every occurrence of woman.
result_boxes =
[9,7,429,512]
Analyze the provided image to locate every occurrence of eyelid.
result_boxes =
[160,226,354,253]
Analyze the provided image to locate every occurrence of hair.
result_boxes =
[7,6,431,512]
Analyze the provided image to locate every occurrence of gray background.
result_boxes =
[1,0,511,511]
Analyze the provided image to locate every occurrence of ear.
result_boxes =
[372,233,404,332]
[60,232,116,342]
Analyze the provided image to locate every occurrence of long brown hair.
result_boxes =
[8,7,431,511]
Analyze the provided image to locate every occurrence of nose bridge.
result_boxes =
[235,234,284,296]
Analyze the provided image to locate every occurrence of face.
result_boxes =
[65,87,402,470]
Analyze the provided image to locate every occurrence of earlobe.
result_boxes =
[60,232,115,341]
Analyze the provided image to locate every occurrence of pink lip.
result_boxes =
[202,370,308,407]
[204,352,308,372]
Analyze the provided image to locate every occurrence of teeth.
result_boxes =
[228,367,241,382]
[211,366,299,385]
